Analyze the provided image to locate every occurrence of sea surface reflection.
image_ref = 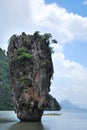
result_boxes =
[9,122,45,130]
[0,110,87,130]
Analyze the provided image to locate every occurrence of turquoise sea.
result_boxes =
[0,110,87,130]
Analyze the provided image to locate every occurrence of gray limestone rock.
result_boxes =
[8,32,60,121]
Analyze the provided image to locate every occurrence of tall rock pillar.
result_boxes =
[8,32,54,121]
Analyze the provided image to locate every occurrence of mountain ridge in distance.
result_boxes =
[60,100,86,110]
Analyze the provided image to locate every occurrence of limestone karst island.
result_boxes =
[1,32,61,122]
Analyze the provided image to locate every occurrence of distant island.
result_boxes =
[60,100,85,110]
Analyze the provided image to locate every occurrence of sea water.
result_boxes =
[0,110,87,130]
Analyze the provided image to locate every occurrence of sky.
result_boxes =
[0,0,87,109]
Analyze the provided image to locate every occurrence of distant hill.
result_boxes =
[60,100,82,110]
[0,48,13,110]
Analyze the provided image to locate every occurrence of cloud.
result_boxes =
[83,0,87,5]
[50,49,87,109]
[0,0,87,49]
[31,1,87,44]
[0,0,87,108]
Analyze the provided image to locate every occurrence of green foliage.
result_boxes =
[12,47,33,64]
[43,33,52,40]
[17,52,32,60]
[22,32,30,44]
[19,76,30,83]
[40,32,57,54]
[42,61,47,66]
[0,48,13,110]
[52,39,57,44]
[41,60,50,68]
[33,31,40,36]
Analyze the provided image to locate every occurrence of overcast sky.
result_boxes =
[0,0,87,109]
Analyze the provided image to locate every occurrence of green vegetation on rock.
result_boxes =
[15,47,33,61]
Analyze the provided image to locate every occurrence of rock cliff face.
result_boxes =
[45,94,61,111]
[8,32,60,121]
